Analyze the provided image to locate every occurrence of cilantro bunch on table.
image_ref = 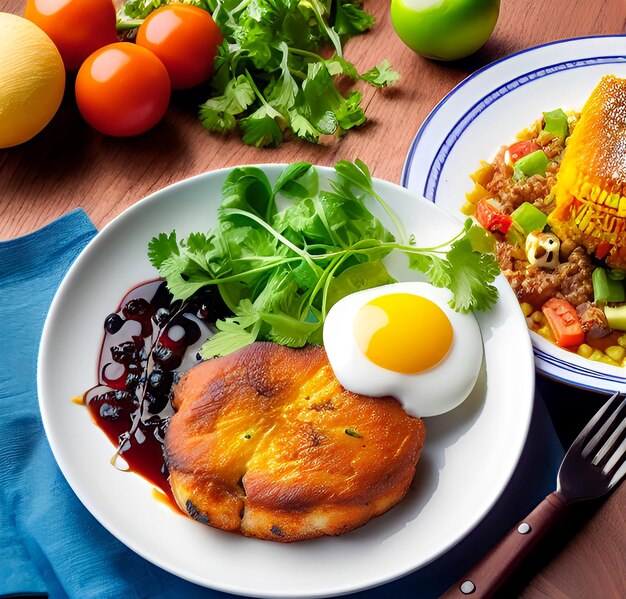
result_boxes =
[148,160,500,358]
[116,0,399,147]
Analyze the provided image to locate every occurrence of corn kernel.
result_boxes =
[599,354,620,366]
[531,311,546,325]
[520,303,534,317]
[605,346,626,363]
[577,344,594,358]
[589,349,605,362]
[536,325,553,341]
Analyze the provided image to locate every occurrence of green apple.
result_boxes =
[390,0,500,61]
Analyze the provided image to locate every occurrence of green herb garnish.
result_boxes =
[148,160,499,359]
[344,428,363,438]
[116,0,399,146]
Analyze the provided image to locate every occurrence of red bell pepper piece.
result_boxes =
[475,199,513,234]
[595,240,612,260]
[506,140,541,164]
[542,298,584,348]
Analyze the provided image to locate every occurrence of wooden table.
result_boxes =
[1,0,625,597]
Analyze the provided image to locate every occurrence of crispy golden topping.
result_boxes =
[549,75,626,268]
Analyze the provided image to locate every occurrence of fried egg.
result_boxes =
[323,282,483,417]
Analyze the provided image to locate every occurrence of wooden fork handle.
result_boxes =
[440,492,567,599]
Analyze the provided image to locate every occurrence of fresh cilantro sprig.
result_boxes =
[360,60,401,88]
[116,0,399,146]
[148,160,499,358]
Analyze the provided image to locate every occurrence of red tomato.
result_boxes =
[595,240,612,260]
[475,199,513,234]
[542,298,585,348]
[506,140,541,164]
[24,0,117,71]
[75,43,171,137]
[136,4,222,90]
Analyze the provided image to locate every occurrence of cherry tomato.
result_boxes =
[75,43,171,137]
[136,4,222,90]
[24,0,117,71]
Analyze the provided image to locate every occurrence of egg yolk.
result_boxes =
[353,293,453,373]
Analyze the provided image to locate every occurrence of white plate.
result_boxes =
[38,165,534,598]
[402,35,626,395]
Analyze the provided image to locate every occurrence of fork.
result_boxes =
[441,391,626,599]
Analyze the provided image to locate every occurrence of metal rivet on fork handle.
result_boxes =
[460,580,476,594]
[518,522,531,534]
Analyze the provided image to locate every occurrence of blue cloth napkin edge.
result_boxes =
[0,209,93,251]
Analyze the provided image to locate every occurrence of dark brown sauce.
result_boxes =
[83,279,228,506]
[586,330,623,353]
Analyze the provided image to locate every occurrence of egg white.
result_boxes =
[323,281,483,417]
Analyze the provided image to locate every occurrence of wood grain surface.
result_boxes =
[1,0,625,239]
[1,0,626,598]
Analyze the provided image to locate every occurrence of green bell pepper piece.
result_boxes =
[505,221,526,247]
[543,108,569,141]
[510,202,548,235]
[513,150,549,180]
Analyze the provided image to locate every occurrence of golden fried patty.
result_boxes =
[164,342,425,542]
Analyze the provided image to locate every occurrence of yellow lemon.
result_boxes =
[0,13,65,148]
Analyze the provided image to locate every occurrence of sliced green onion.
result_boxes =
[344,428,363,438]
[593,267,625,303]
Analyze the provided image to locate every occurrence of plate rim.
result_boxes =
[401,34,626,394]
[37,164,535,598]
[401,34,626,189]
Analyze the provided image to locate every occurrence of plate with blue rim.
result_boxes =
[402,35,626,395]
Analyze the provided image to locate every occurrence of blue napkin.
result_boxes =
[0,209,563,599]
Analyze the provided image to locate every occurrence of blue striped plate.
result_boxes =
[402,36,626,394]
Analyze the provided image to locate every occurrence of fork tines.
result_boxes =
[578,392,626,488]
